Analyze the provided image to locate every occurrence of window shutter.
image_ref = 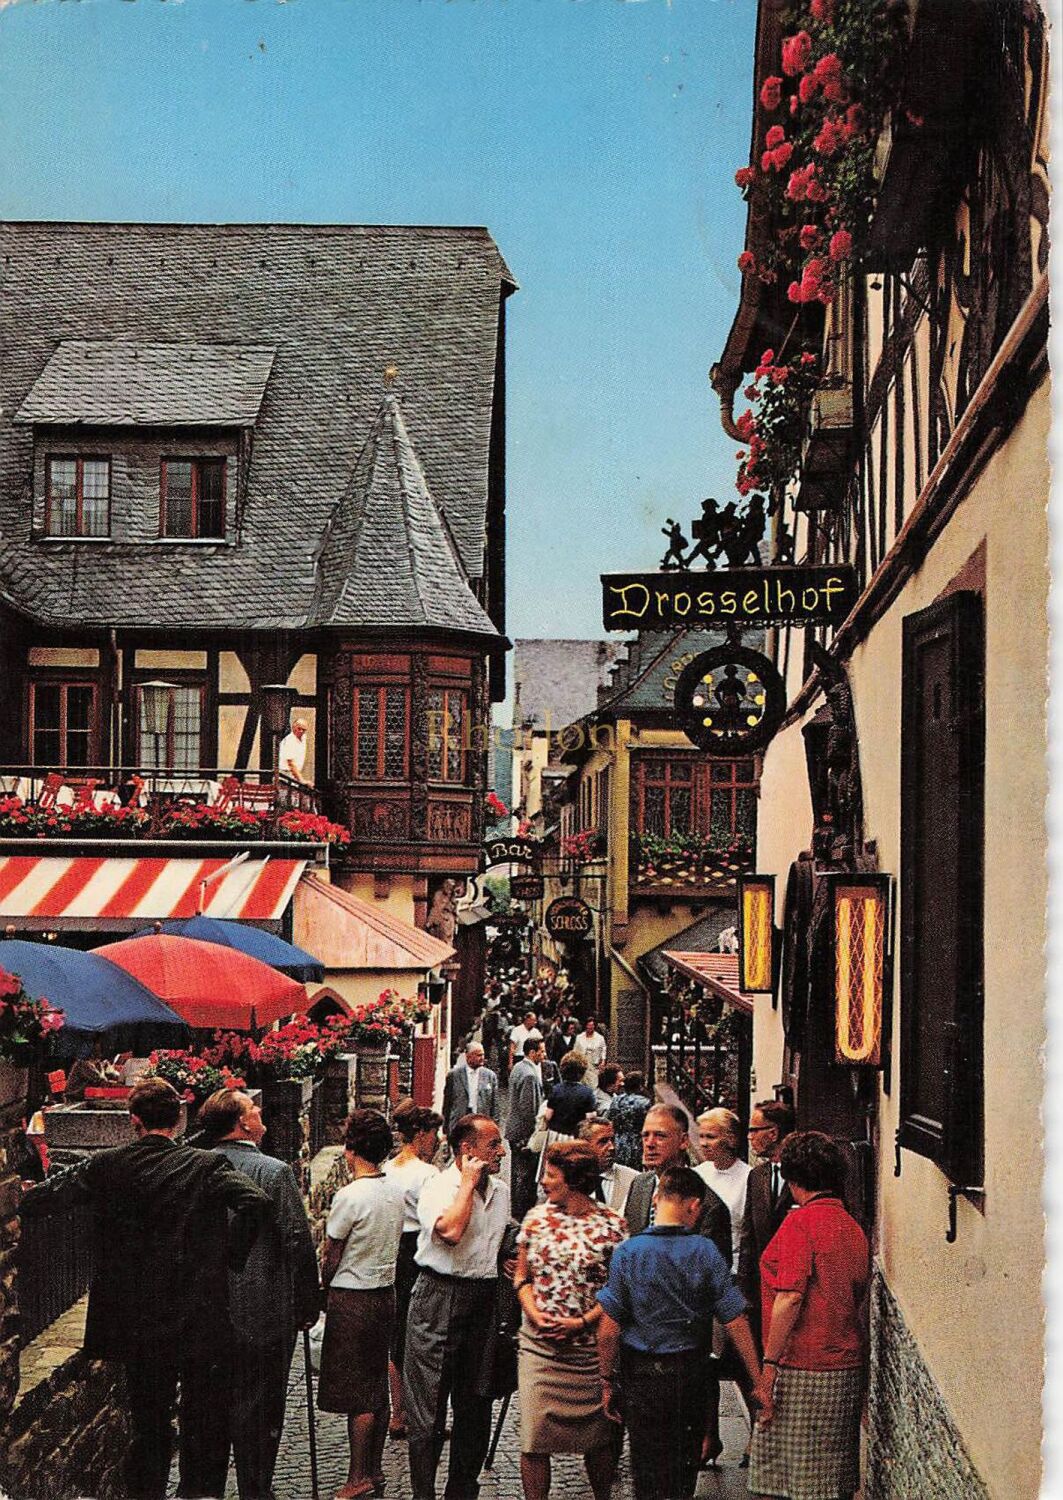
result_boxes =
[899,590,985,1183]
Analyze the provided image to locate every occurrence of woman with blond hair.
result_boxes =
[513,1139,627,1500]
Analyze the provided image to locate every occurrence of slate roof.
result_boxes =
[636,907,736,986]
[0,222,515,631]
[311,391,498,638]
[512,639,624,730]
[595,625,767,717]
[14,341,277,428]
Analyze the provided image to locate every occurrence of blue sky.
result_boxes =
[0,0,756,641]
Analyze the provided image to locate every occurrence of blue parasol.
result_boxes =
[132,915,325,984]
[0,938,190,1060]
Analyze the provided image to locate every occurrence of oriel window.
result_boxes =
[427,688,468,783]
[353,686,409,780]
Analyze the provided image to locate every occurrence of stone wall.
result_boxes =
[866,1264,990,1500]
[0,1349,130,1500]
[307,1144,350,1253]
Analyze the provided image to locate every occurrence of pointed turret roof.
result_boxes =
[312,389,500,639]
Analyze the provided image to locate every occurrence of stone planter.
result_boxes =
[354,1046,390,1112]
[261,1076,314,1166]
[323,1054,357,1144]
[44,1100,187,1150]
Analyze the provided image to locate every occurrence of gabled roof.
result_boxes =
[0,221,514,631]
[293,874,455,971]
[311,391,498,639]
[14,341,276,427]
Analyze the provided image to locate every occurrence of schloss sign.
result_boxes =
[601,565,859,630]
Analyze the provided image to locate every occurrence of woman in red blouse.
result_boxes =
[749,1131,869,1500]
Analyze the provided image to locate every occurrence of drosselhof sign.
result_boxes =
[601,565,859,630]
[545,896,593,938]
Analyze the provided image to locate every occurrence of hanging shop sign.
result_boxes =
[544,896,593,939]
[483,836,537,868]
[674,644,787,755]
[510,874,545,902]
[601,565,858,631]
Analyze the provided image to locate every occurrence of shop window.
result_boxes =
[29,680,98,766]
[354,685,408,780]
[46,457,110,537]
[426,688,467,782]
[136,682,204,772]
[899,592,984,1185]
[161,458,226,539]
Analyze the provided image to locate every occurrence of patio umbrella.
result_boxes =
[94,933,305,1031]
[132,916,325,984]
[0,938,190,1059]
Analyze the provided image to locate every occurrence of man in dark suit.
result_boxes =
[200,1088,321,1500]
[737,1098,796,1347]
[624,1103,732,1267]
[442,1041,500,1139]
[23,1077,272,1500]
[504,1036,545,1218]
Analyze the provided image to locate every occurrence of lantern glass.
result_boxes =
[738,874,775,993]
[140,680,175,739]
[261,683,299,740]
[832,877,887,1066]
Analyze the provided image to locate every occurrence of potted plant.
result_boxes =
[0,967,64,1105]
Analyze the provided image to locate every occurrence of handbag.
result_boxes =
[526,1099,552,1155]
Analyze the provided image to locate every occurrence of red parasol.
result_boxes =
[95,933,305,1030]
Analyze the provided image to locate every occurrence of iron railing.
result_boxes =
[17,1167,92,1346]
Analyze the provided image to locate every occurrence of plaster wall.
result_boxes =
[751,377,1049,1498]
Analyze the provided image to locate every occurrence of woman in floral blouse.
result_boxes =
[513,1139,627,1500]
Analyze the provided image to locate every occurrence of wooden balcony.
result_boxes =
[0,765,327,845]
[629,833,755,898]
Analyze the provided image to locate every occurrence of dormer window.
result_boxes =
[161,458,226,539]
[46,456,110,537]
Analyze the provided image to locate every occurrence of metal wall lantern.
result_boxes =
[260,683,299,741]
[828,872,890,1067]
[737,873,775,994]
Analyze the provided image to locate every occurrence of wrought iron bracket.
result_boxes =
[946,1182,985,1243]
[893,1129,903,1177]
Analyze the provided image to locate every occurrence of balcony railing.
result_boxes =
[17,1166,92,1345]
[0,764,327,843]
[629,832,755,895]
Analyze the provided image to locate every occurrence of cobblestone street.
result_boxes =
[260,1353,753,1500]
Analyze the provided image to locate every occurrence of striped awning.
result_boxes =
[660,950,755,1016]
[0,855,307,923]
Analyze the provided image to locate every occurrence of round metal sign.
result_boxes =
[544,896,593,939]
[674,644,786,755]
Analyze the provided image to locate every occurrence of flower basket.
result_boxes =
[0,966,65,1064]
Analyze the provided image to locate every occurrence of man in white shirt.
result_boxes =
[579,1117,637,1216]
[403,1115,510,1500]
[441,1043,499,1140]
[506,1010,542,1075]
[573,1016,608,1089]
[277,717,308,784]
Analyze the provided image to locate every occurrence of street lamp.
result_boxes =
[827,872,889,1066]
[737,873,775,993]
[261,683,298,782]
[140,681,175,768]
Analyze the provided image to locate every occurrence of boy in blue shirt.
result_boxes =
[597,1164,761,1500]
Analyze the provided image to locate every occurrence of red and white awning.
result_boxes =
[660,950,755,1016]
[0,856,307,922]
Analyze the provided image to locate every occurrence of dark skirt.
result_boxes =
[391,1231,421,1368]
[318,1285,395,1414]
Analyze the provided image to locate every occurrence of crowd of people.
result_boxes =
[27,967,871,1500]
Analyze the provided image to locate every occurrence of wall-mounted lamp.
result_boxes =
[261,683,299,782]
[828,873,889,1066]
[737,873,775,993]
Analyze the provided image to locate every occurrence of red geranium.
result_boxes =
[737,251,756,274]
[781,31,812,77]
[734,166,756,190]
[759,75,783,111]
[829,229,853,261]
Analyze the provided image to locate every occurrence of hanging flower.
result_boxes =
[737,250,757,274]
[781,31,813,77]
[759,75,783,111]
[829,228,853,261]
[735,165,756,190]
[810,0,834,21]
[799,224,822,250]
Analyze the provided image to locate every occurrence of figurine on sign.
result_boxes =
[720,495,766,568]
[686,496,724,568]
[659,518,690,570]
[713,663,754,734]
